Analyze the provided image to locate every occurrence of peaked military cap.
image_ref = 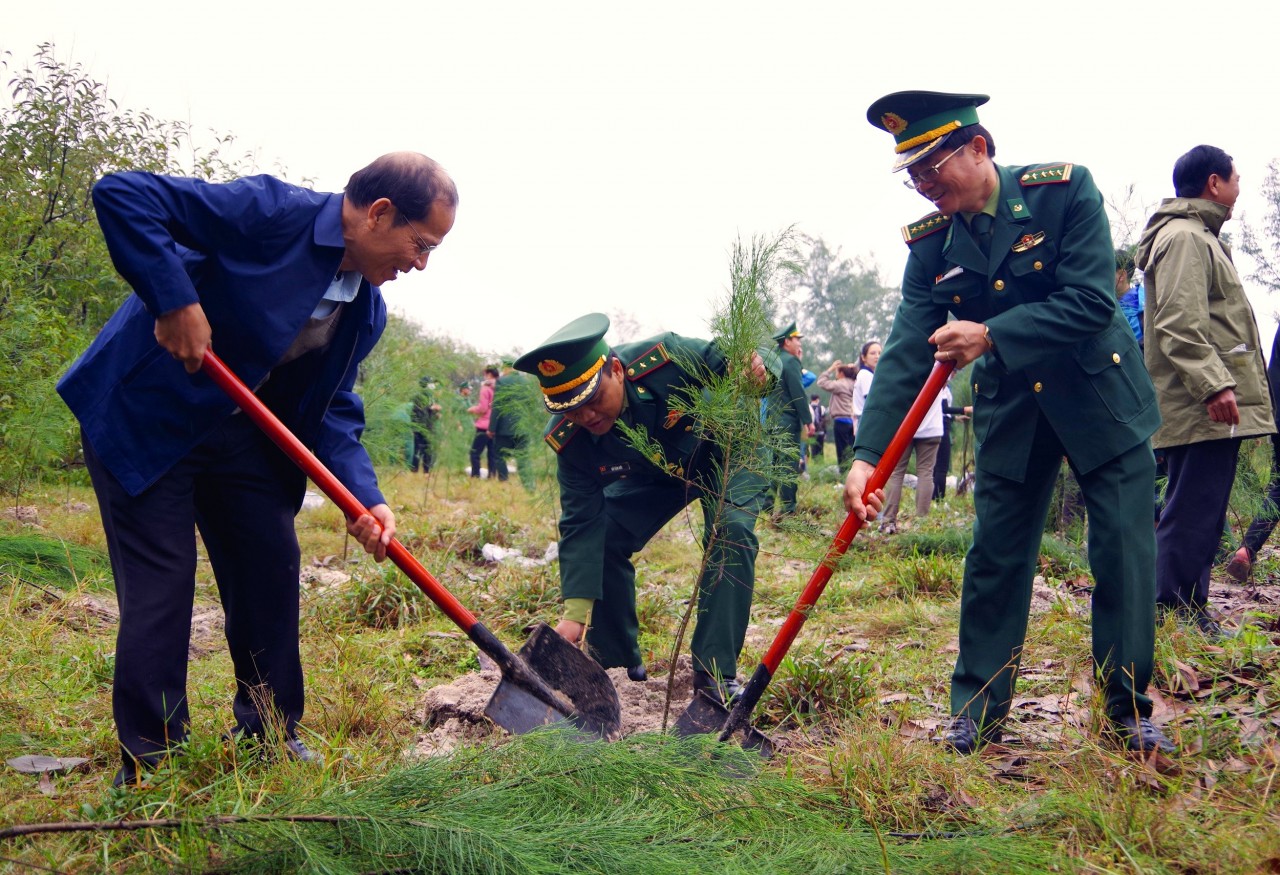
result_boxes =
[866,91,989,172]
[772,322,802,344]
[513,313,612,412]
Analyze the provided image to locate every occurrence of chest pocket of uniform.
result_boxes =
[1006,237,1057,282]
[930,269,985,310]
[1074,321,1148,423]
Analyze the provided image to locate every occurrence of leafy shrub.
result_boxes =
[879,549,962,599]
[764,643,874,723]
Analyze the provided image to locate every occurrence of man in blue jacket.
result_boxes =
[58,152,457,785]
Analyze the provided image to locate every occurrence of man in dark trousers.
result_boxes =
[1227,325,1280,583]
[843,91,1172,754]
[58,153,458,785]
[766,322,812,516]
[515,313,768,704]
[1139,145,1274,638]
[809,394,828,462]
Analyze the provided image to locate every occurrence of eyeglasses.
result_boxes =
[393,202,439,256]
[903,146,967,190]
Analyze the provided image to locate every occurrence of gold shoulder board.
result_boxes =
[901,211,952,245]
[1020,163,1074,186]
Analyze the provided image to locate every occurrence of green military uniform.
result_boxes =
[515,316,768,681]
[857,93,1161,739]
[766,322,812,514]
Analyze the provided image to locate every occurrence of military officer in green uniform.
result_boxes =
[766,322,812,515]
[844,91,1173,754]
[514,313,770,702]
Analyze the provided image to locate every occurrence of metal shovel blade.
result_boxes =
[673,691,774,756]
[484,623,622,738]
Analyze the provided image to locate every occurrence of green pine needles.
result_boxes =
[203,731,1047,874]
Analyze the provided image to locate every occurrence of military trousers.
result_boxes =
[953,413,1156,730]
[771,423,805,514]
[583,476,766,680]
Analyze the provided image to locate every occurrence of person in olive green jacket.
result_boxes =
[514,313,770,705]
[844,91,1172,755]
[766,322,813,515]
[1138,144,1275,636]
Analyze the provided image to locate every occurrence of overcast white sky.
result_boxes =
[8,0,1279,359]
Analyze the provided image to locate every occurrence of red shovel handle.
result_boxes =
[200,350,480,633]
[760,360,956,674]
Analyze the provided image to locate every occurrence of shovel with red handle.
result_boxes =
[201,350,621,739]
[674,360,957,754]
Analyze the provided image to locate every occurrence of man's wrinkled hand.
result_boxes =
[843,459,885,521]
[928,320,990,368]
[155,302,212,374]
[348,503,396,561]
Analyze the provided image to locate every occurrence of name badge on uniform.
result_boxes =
[935,266,964,284]
[599,462,634,478]
[1011,231,1046,253]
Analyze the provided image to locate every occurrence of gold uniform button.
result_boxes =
[1112,352,1121,363]
[1034,382,1043,392]
[993,279,1005,291]
[952,295,962,304]
[1033,260,1043,271]
[627,368,635,376]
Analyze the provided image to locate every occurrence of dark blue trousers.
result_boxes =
[84,413,306,771]
[1241,434,1280,558]
[1155,438,1241,610]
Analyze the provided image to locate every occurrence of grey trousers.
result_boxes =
[881,437,942,526]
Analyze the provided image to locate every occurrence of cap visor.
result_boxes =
[543,370,604,413]
[891,137,948,172]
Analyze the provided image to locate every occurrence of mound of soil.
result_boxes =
[409,656,708,757]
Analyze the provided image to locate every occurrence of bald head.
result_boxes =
[345,152,457,224]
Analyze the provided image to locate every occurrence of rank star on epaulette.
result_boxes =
[626,342,672,380]
[544,418,581,453]
[1020,163,1073,186]
[901,211,953,244]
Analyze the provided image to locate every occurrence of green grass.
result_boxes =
[3,465,1280,872]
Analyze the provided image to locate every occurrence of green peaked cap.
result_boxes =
[513,313,612,412]
[866,90,989,171]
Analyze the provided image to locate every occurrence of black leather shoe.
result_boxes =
[722,677,743,706]
[1108,715,1175,754]
[693,672,742,707]
[626,665,648,682]
[113,765,147,788]
[939,714,998,754]
[1194,612,1227,643]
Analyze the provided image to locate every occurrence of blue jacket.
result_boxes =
[57,172,387,506]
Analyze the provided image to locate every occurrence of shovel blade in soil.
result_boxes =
[673,692,775,757]
[483,623,621,738]
[485,678,585,736]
